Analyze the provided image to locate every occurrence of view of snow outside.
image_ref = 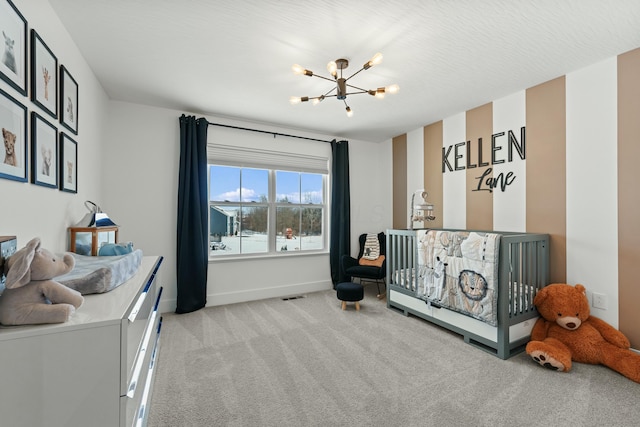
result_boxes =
[209,166,324,255]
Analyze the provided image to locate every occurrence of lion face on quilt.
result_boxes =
[458,270,488,301]
[525,283,640,383]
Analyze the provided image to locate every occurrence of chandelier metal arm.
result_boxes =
[343,66,366,82]
[311,74,337,84]
[316,90,367,99]
[345,83,370,93]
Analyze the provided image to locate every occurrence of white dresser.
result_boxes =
[0,255,163,427]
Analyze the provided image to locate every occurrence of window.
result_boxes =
[208,165,326,256]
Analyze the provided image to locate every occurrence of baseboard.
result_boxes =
[157,280,333,314]
[206,280,333,307]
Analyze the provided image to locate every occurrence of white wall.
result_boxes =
[565,57,619,325]
[0,0,108,252]
[103,101,392,313]
[2,0,392,314]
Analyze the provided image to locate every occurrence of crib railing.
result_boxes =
[386,229,420,293]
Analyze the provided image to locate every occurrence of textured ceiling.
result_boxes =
[49,0,640,142]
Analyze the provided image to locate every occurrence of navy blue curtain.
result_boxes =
[329,139,351,287]
[176,115,209,314]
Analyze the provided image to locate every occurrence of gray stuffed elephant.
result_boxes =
[0,237,84,325]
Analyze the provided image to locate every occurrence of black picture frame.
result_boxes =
[59,132,77,193]
[30,29,57,119]
[0,0,27,95]
[59,65,78,135]
[31,111,58,188]
[0,86,27,182]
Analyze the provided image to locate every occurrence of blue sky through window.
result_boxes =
[210,166,322,204]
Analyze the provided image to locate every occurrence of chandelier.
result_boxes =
[289,53,399,117]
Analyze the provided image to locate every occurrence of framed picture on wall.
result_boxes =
[59,132,77,193]
[30,29,58,119]
[60,65,78,135]
[0,0,27,95]
[31,111,58,188]
[0,86,27,182]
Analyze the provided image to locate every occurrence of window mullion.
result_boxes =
[268,169,276,253]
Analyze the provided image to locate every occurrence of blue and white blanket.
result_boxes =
[56,249,143,295]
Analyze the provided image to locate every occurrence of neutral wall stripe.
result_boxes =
[406,128,425,228]
[392,134,407,229]
[566,57,619,328]
[525,77,567,284]
[493,91,526,232]
[465,103,493,231]
[424,122,444,229]
[617,48,640,348]
[442,113,467,228]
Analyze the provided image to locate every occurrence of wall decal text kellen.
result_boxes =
[442,127,525,193]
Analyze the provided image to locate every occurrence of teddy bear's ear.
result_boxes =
[575,284,586,295]
[533,286,548,306]
[4,238,40,289]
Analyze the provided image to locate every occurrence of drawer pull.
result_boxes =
[128,291,148,323]
[135,316,162,427]
[128,257,163,323]
[127,287,163,398]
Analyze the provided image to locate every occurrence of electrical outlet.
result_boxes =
[592,292,608,310]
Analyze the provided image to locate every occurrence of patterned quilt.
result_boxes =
[416,230,501,326]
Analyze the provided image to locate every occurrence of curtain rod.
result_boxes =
[205,120,334,144]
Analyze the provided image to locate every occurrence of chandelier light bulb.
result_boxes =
[292,64,304,75]
[371,52,383,66]
[375,87,386,99]
[345,106,353,117]
[327,61,337,77]
[386,84,400,94]
[312,95,325,105]
[290,96,309,105]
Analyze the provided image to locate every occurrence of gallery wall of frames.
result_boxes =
[1,0,78,193]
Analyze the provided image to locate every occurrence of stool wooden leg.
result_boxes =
[355,301,360,311]
[341,301,347,310]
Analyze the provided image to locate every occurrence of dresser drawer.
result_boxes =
[121,258,163,396]
[122,289,162,427]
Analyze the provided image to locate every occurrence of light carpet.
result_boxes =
[148,286,640,426]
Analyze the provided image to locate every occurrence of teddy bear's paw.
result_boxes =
[530,350,565,371]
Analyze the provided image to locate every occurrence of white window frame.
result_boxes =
[207,142,329,258]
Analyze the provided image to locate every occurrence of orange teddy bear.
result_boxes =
[526,283,640,383]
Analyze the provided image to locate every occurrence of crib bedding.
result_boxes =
[56,249,144,295]
[414,230,501,326]
[393,266,534,317]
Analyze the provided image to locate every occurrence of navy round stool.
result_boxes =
[336,282,364,311]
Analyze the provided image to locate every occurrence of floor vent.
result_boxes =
[282,295,306,301]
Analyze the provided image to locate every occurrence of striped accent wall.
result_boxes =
[393,47,640,348]
[617,48,640,346]
[392,134,407,230]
